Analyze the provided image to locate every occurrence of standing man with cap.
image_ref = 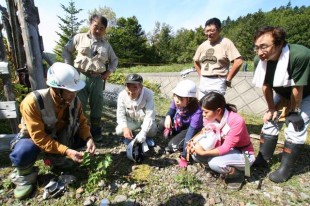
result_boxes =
[193,17,243,99]
[115,73,157,146]
[9,62,96,199]
[252,26,310,183]
[63,14,118,142]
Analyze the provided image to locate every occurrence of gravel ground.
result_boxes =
[0,106,309,206]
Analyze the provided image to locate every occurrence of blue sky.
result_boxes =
[0,0,309,52]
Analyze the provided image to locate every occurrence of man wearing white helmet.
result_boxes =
[9,62,96,200]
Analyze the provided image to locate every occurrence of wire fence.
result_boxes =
[103,71,267,117]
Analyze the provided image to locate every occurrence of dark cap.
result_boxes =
[125,74,143,84]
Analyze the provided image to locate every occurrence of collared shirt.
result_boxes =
[116,87,156,134]
[20,89,91,155]
[62,31,118,73]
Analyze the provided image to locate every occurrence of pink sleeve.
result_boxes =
[216,113,246,155]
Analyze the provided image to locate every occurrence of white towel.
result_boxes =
[252,45,295,88]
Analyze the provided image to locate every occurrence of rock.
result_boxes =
[76,187,84,194]
[114,194,127,203]
[122,182,129,189]
[130,183,137,190]
[98,180,106,187]
[300,192,310,201]
[83,197,93,206]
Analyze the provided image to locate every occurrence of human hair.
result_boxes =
[205,18,221,30]
[200,92,237,113]
[186,98,200,115]
[89,14,108,28]
[253,26,287,47]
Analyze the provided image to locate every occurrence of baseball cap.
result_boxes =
[125,74,143,84]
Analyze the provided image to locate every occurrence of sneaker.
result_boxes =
[178,156,188,168]
[224,167,244,190]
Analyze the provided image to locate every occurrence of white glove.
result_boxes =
[135,132,146,143]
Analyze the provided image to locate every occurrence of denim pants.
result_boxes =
[10,136,86,168]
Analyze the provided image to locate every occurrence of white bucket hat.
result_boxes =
[46,62,85,92]
[172,79,196,97]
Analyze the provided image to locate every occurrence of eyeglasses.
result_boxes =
[254,44,274,53]
[204,29,217,35]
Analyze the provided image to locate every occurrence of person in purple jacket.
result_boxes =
[188,92,255,190]
[159,80,203,168]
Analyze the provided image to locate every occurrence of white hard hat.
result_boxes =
[172,79,196,97]
[46,62,85,92]
[126,138,143,163]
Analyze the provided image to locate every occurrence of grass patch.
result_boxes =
[118,63,193,73]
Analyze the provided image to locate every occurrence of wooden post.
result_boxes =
[15,0,46,90]
[0,62,19,133]
[4,0,25,70]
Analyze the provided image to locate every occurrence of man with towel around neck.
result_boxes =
[252,26,310,183]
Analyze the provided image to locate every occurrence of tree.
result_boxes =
[170,28,196,64]
[53,0,84,62]
[109,16,149,66]
[150,23,173,64]
[88,6,117,28]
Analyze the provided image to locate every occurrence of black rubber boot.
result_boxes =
[269,141,304,183]
[252,134,278,167]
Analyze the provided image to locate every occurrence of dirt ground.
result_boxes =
[0,106,309,206]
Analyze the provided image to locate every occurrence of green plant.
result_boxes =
[81,152,112,192]
[1,177,13,190]
[174,170,201,192]
[108,72,126,85]
[13,83,30,104]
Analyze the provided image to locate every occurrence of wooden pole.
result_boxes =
[15,0,45,90]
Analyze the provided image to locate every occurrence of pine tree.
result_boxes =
[53,0,84,61]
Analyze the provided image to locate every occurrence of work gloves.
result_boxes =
[135,131,146,143]
[285,112,304,132]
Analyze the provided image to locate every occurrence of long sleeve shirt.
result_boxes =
[216,111,254,155]
[20,89,91,155]
[116,87,156,134]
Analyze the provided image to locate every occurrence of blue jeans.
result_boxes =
[10,138,41,168]
[10,135,86,168]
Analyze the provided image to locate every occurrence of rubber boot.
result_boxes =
[10,165,37,199]
[269,141,304,183]
[91,117,102,142]
[252,134,278,167]
[225,167,244,190]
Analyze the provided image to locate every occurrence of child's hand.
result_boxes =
[164,116,172,129]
